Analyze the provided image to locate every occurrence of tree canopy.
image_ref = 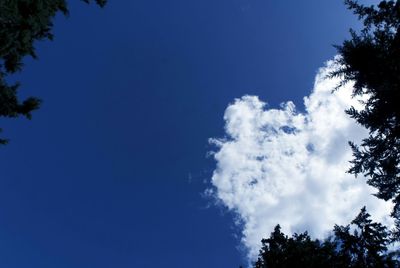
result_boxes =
[332,0,400,230]
[0,0,106,144]
[248,1,400,266]
[253,207,399,268]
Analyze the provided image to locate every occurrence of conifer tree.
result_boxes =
[0,0,106,144]
[253,207,399,268]
[332,0,400,228]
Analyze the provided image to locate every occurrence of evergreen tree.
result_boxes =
[253,207,399,268]
[254,225,337,268]
[332,0,400,229]
[0,0,106,144]
[333,207,393,267]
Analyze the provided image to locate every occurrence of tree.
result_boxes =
[254,225,338,268]
[253,207,399,268]
[0,0,106,144]
[333,207,395,267]
[331,0,400,231]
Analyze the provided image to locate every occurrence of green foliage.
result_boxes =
[0,0,106,144]
[254,207,399,268]
[332,0,400,231]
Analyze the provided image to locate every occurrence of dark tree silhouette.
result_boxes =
[333,207,395,267]
[0,0,106,144]
[253,207,399,268]
[254,225,337,268]
[331,0,400,230]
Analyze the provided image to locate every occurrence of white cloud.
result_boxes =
[208,59,394,261]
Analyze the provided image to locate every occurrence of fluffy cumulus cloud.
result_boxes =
[209,59,394,260]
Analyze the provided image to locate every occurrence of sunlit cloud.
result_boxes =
[208,59,393,260]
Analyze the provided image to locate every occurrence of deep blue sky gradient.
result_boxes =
[0,1,360,267]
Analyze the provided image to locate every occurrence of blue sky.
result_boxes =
[0,1,373,267]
